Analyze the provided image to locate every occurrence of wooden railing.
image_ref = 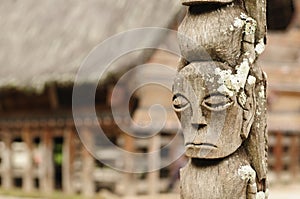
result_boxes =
[0,122,299,196]
[268,131,300,183]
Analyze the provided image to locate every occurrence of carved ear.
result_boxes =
[240,81,256,140]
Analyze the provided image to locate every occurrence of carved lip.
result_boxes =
[185,142,217,149]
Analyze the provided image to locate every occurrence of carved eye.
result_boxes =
[202,94,233,111]
[173,94,189,111]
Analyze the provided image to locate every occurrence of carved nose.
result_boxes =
[192,123,207,130]
[191,110,207,130]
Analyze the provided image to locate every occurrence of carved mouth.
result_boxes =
[186,142,217,148]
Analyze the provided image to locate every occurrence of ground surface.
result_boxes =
[122,183,300,199]
[0,183,299,199]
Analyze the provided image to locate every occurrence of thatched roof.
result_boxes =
[0,0,182,92]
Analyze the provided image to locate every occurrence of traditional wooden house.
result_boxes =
[0,0,184,196]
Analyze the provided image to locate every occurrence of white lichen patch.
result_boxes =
[256,191,265,199]
[238,91,247,107]
[248,56,255,64]
[247,75,256,85]
[215,59,250,96]
[238,165,256,182]
[238,165,255,181]
[244,52,255,64]
[230,13,256,36]
[217,84,234,97]
[256,111,261,116]
[259,85,265,98]
[240,12,247,20]
[233,17,244,28]
[255,39,265,54]
[235,59,250,88]
[215,68,235,96]
[244,17,257,35]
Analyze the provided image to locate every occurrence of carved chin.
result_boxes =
[185,143,218,158]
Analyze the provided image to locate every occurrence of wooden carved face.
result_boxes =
[172,62,255,159]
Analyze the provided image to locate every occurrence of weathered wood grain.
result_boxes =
[175,0,268,198]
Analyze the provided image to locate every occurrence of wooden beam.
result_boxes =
[48,84,59,110]
[268,113,300,132]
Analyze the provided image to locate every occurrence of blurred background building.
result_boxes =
[0,0,299,197]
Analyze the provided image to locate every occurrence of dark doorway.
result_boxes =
[53,137,63,189]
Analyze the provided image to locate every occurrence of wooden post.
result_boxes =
[122,132,136,196]
[2,131,12,189]
[289,134,299,180]
[147,134,161,195]
[62,127,74,194]
[81,127,95,197]
[274,132,283,178]
[48,84,59,110]
[40,128,54,193]
[175,0,268,198]
[22,127,34,192]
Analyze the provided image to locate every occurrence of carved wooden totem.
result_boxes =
[173,0,268,198]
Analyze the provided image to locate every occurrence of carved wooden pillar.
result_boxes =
[174,0,268,198]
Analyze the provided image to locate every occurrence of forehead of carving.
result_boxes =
[176,62,234,90]
[180,62,232,75]
[174,70,204,94]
